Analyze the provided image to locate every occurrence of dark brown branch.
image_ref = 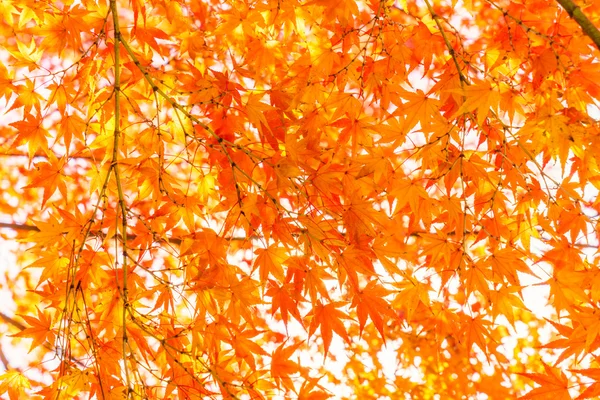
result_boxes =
[0,222,597,249]
[0,314,16,369]
[556,0,600,50]
[0,222,254,245]
[0,345,10,370]
[0,311,27,331]
[0,152,94,161]
[0,222,40,231]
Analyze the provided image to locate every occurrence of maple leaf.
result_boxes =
[544,268,588,312]
[488,285,528,326]
[450,81,501,126]
[392,88,443,133]
[7,38,43,71]
[46,82,72,115]
[0,63,14,101]
[461,315,493,360]
[23,153,67,207]
[532,49,558,89]
[58,112,87,152]
[36,14,70,54]
[134,26,170,55]
[0,0,17,23]
[10,79,43,114]
[486,248,536,286]
[254,245,288,282]
[265,280,303,326]
[351,281,395,339]
[271,341,306,390]
[229,277,262,323]
[10,307,54,352]
[0,370,31,400]
[389,177,431,216]
[292,261,333,304]
[392,279,430,322]
[330,113,376,156]
[9,114,50,160]
[3,0,600,397]
[231,329,269,369]
[571,368,600,399]
[55,369,92,398]
[307,301,351,357]
[298,377,331,400]
[518,363,571,399]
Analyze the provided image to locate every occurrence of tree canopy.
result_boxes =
[1,0,600,398]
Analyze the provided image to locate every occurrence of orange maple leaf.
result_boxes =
[392,88,443,133]
[518,363,571,399]
[265,280,303,326]
[307,301,351,357]
[23,153,67,207]
[11,307,54,352]
[271,341,305,390]
[450,81,500,126]
[254,245,288,282]
[9,114,50,160]
[571,368,600,399]
[351,281,395,339]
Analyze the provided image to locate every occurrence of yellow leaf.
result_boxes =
[0,370,31,400]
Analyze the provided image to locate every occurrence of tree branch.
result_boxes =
[0,221,255,245]
[556,0,600,50]
[0,222,40,231]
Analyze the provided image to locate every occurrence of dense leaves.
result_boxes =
[1,0,600,398]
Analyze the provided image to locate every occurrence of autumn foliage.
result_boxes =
[1,0,600,398]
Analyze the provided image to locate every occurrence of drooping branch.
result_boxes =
[556,0,600,50]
